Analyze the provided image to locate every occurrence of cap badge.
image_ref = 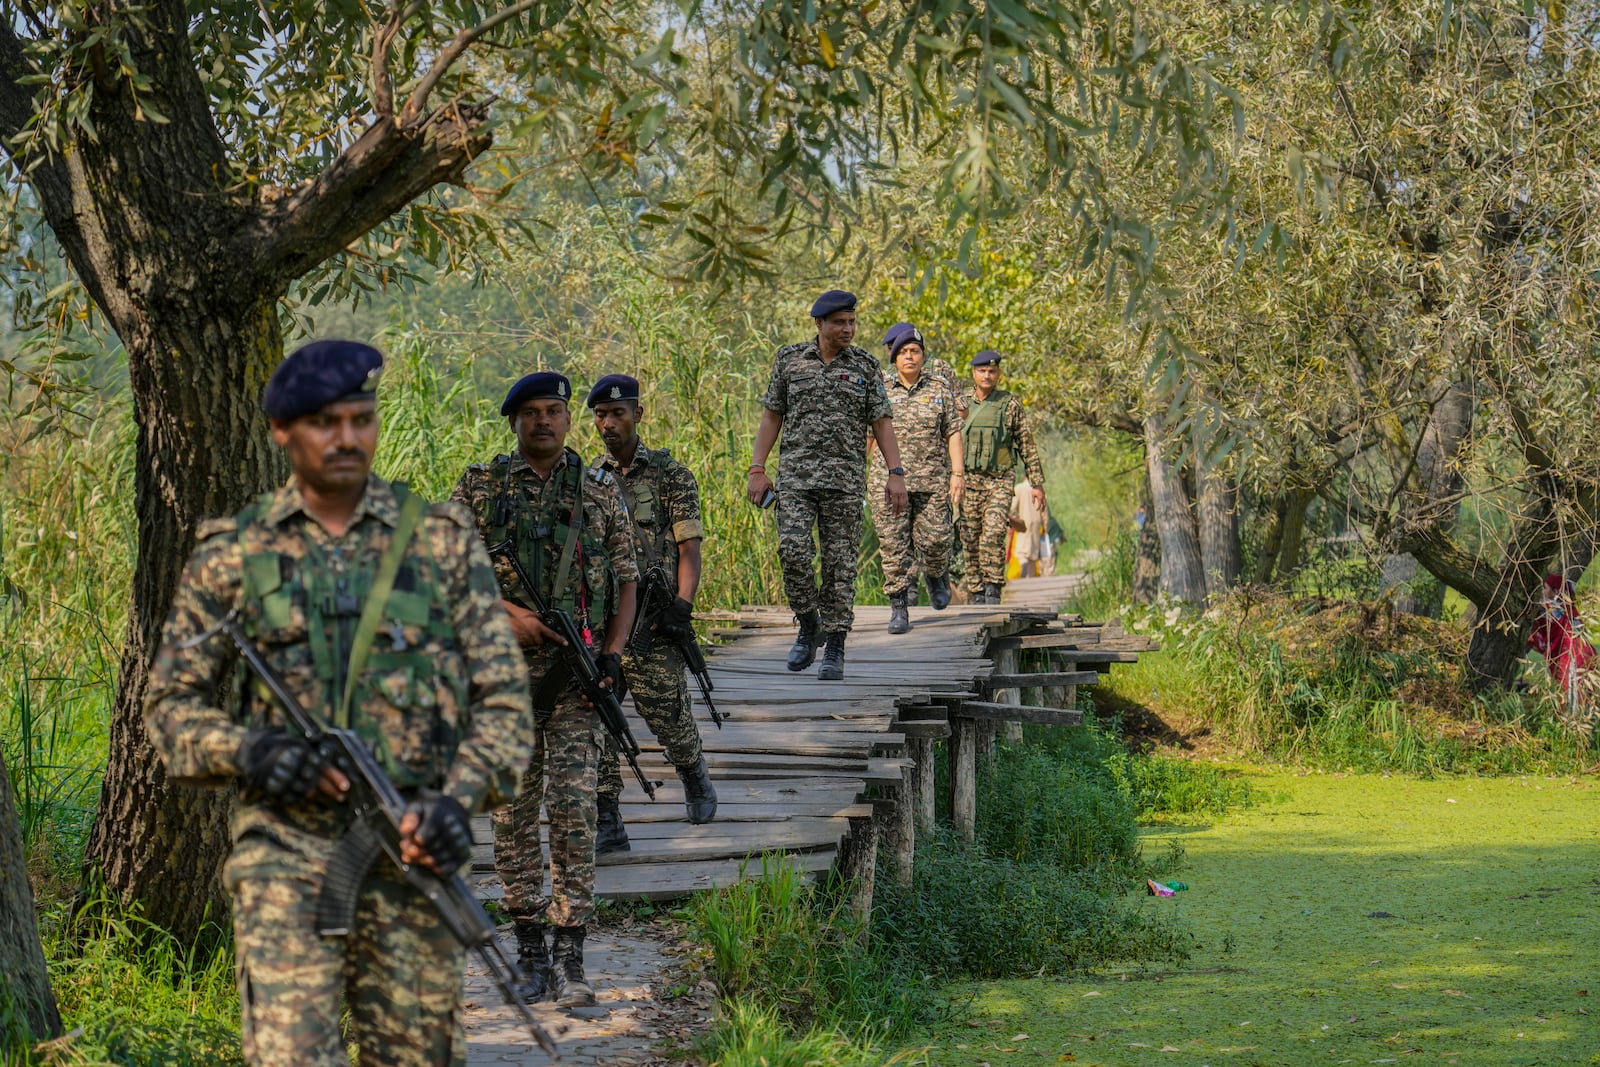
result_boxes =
[610,385,621,399]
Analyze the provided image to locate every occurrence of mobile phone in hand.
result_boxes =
[757,487,776,509]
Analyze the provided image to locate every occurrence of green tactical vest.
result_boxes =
[484,450,616,632]
[234,484,463,787]
[963,389,1016,474]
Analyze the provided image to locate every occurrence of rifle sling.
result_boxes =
[338,490,427,728]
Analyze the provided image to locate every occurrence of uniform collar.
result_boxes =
[263,472,399,528]
[600,440,655,473]
[888,372,928,394]
[803,340,875,367]
[508,448,575,480]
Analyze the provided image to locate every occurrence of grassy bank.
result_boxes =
[921,770,1600,1065]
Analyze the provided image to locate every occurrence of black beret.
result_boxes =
[262,340,383,421]
[883,322,925,359]
[501,371,572,416]
[971,349,1003,367]
[586,374,641,408]
[810,289,857,319]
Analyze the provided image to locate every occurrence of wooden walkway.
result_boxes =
[468,572,1154,906]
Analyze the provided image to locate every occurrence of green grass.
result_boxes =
[916,771,1600,1066]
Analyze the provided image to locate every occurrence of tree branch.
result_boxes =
[371,0,425,118]
[401,0,539,124]
[1395,524,1500,609]
[245,101,494,284]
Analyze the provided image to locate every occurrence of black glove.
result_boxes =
[659,596,695,637]
[406,790,475,873]
[596,651,627,699]
[237,728,327,799]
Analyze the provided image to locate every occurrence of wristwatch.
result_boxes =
[887,467,905,476]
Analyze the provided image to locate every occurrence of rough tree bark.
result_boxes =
[1,750,62,1048]
[0,5,501,947]
[1143,413,1206,603]
[1273,489,1313,581]
[1383,379,1473,617]
[1193,422,1241,596]
[1132,473,1161,603]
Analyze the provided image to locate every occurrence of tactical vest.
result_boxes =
[234,485,462,788]
[616,451,669,570]
[963,389,1015,474]
[484,450,616,633]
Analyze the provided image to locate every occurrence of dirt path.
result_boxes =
[918,770,1600,1065]
[464,919,714,1066]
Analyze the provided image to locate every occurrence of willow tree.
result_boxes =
[0,0,1229,950]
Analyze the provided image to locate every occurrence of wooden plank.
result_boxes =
[1048,649,1143,664]
[981,670,1100,688]
[987,633,1112,651]
[950,719,976,843]
[951,701,1085,726]
[599,851,838,901]
[896,719,951,739]
[908,736,936,838]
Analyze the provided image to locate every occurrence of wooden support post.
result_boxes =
[838,813,878,927]
[877,764,914,888]
[909,736,936,838]
[994,642,1023,744]
[1046,651,1077,712]
[950,718,977,843]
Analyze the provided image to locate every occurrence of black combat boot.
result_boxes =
[927,574,953,611]
[550,925,597,1007]
[676,756,718,824]
[512,917,551,1003]
[786,610,821,671]
[596,795,630,854]
[816,631,847,680]
[982,582,1003,604]
[887,592,910,634]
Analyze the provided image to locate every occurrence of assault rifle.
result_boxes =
[629,564,722,728]
[486,538,656,800]
[181,611,559,1060]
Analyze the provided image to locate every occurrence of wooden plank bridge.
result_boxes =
[468,572,1157,911]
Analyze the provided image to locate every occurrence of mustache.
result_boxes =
[323,448,368,463]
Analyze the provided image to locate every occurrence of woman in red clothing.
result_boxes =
[1527,574,1596,717]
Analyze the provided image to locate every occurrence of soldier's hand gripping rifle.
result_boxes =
[485,538,656,800]
[629,565,722,728]
[182,611,560,1060]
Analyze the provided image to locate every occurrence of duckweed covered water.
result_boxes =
[918,771,1600,1065]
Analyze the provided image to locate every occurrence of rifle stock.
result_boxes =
[189,612,560,1060]
[486,539,657,799]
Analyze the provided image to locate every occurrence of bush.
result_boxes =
[873,835,1191,982]
[976,742,1141,880]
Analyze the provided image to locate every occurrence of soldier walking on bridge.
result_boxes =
[586,374,718,853]
[871,322,964,633]
[451,371,638,1009]
[747,289,909,680]
[960,350,1045,604]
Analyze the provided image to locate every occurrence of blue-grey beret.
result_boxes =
[971,349,1003,367]
[586,374,640,408]
[810,289,857,319]
[883,322,925,359]
[262,340,383,421]
[501,371,572,416]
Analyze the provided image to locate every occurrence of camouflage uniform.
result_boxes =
[144,474,531,1067]
[763,340,892,632]
[960,387,1045,592]
[924,356,964,412]
[869,371,959,598]
[593,443,707,802]
[450,449,638,928]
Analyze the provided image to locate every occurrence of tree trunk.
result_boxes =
[1,749,63,1047]
[1254,493,1287,583]
[1274,489,1313,581]
[1193,423,1241,596]
[1387,379,1473,617]
[1143,414,1206,603]
[1132,474,1161,604]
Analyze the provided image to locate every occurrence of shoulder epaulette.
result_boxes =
[587,465,616,487]
[195,516,238,541]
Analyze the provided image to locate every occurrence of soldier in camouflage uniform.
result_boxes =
[450,371,638,1010]
[144,340,532,1067]
[960,350,1047,604]
[882,321,965,419]
[586,374,718,850]
[870,323,965,633]
[748,289,910,680]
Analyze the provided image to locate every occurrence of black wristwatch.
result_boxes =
[887,467,905,476]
